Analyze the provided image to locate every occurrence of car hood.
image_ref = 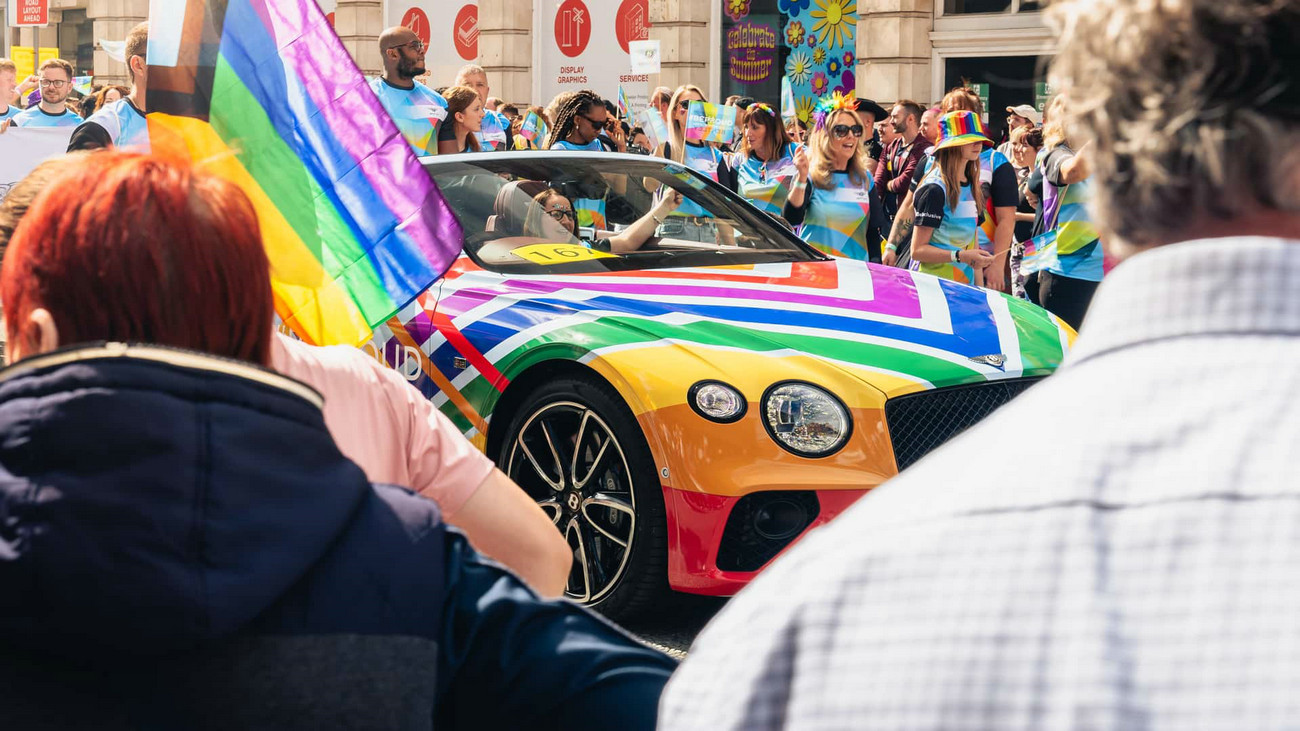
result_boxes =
[433,257,1071,401]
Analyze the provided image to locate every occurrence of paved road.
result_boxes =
[620,595,728,659]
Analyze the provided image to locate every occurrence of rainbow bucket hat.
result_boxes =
[931,110,994,152]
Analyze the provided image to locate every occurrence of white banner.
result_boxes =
[385,1,479,91]
[539,0,651,114]
[0,127,74,203]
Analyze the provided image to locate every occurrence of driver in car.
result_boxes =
[523,187,684,254]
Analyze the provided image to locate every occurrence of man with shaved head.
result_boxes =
[370,25,447,157]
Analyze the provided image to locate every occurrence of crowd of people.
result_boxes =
[2,0,1298,726]
[321,23,1102,328]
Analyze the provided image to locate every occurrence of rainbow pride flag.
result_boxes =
[518,110,544,142]
[617,85,629,119]
[145,0,462,346]
[73,76,94,96]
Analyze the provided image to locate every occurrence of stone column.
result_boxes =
[478,0,531,107]
[87,0,148,86]
[858,0,933,105]
[647,0,711,95]
[335,0,383,76]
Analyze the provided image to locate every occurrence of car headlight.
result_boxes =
[688,381,747,423]
[762,382,851,457]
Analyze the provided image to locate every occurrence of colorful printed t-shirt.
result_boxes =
[798,172,876,261]
[672,141,727,219]
[911,165,979,284]
[550,137,608,229]
[732,143,801,217]
[69,98,150,151]
[12,105,85,129]
[369,77,447,157]
[1042,145,1104,282]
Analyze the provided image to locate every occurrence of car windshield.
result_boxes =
[424,153,825,274]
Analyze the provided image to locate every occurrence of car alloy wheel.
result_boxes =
[500,375,669,619]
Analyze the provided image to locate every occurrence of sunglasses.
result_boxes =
[385,40,426,53]
[831,124,865,139]
[579,114,606,129]
[677,100,697,111]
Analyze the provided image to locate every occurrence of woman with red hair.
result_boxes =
[0,152,673,727]
[2,151,273,364]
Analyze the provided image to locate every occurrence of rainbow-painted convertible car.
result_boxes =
[366,152,1072,619]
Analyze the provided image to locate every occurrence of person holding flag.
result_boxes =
[370,26,447,157]
[729,102,804,220]
[783,92,888,262]
[655,84,739,242]
[512,105,548,151]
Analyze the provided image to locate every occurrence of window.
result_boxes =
[941,0,1042,14]
[944,55,1049,142]
[426,155,820,275]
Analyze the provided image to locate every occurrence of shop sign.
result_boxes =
[384,2,479,87]
[539,0,651,113]
[726,21,777,84]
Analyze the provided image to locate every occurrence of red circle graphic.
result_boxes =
[400,7,431,48]
[615,0,651,54]
[452,5,479,61]
[554,0,592,59]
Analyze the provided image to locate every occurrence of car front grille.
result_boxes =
[885,378,1043,472]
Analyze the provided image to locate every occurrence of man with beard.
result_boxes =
[8,59,83,130]
[370,26,448,157]
[873,99,928,225]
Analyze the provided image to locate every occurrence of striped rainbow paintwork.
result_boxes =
[367,255,1073,476]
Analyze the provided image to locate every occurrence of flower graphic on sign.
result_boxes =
[811,71,829,96]
[726,0,751,21]
[785,20,805,46]
[786,49,813,85]
[807,34,816,48]
[843,50,854,66]
[795,95,816,125]
[813,47,826,65]
[779,0,811,13]
[834,70,855,97]
[827,58,841,78]
[811,0,857,50]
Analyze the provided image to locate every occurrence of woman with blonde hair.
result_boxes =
[653,84,737,241]
[436,85,484,154]
[728,102,803,219]
[909,111,996,285]
[783,93,888,261]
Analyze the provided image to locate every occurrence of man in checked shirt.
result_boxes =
[660,1,1300,729]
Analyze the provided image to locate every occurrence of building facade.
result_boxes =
[4,0,1054,139]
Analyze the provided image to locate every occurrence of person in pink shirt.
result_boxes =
[272,333,573,597]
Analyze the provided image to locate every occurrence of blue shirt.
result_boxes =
[13,105,84,129]
[0,104,19,124]
[731,143,801,218]
[674,142,726,219]
[81,98,150,151]
[798,171,876,261]
[550,138,608,228]
[369,77,447,157]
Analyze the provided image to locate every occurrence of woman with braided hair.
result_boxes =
[543,90,625,229]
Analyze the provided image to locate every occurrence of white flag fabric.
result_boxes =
[0,127,75,203]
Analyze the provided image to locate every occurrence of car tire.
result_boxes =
[499,375,669,620]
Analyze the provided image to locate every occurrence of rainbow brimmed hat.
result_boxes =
[931,111,994,152]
